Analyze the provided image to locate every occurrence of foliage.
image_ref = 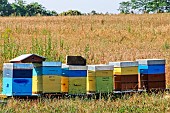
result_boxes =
[60,10,82,16]
[118,1,132,14]
[0,0,13,16]
[119,0,170,14]
[0,0,57,16]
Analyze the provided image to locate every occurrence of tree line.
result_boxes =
[119,0,170,14]
[0,0,58,16]
[1,0,170,16]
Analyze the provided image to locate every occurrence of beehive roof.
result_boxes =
[10,54,46,63]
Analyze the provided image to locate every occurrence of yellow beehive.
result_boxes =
[42,75,61,93]
[114,67,138,75]
[86,76,96,93]
[61,77,69,93]
[32,76,42,94]
[61,77,86,94]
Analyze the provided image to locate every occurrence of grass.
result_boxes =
[0,14,170,112]
[1,93,170,113]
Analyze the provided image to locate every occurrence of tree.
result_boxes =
[118,1,132,14]
[119,0,170,14]
[148,0,167,13]
[0,0,13,16]
[91,10,97,15]
[60,10,82,16]
[11,0,27,16]
[132,0,147,13]
[26,2,45,16]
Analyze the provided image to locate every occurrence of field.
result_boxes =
[0,14,170,112]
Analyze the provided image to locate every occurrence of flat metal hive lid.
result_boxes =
[42,62,62,67]
[68,65,87,70]
[62,64,87,70]
[88,65,114,71]
[109,61,138,67]
[3,63,34,69]
[137,59,165,65]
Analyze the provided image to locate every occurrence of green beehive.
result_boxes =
[96,76,113,93]
[68,77,86,94]
[88,65,114,93]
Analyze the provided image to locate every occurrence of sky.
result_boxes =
[8,0,126,14]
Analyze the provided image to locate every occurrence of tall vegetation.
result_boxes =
[1,93,170,112]
[119,0,170,14]
[0,15,170,85]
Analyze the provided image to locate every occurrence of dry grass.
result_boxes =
[0,14,170,83]
[0,14,170,112]
[1,93,170,113]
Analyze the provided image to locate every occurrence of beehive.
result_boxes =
[87,65,114,93]
[61,65,87,94]
[2,54,46,96]
[137,59,166,90]
[42,62,62,93]
[43,76,61,93]
[2,63,34,96]
[109,61,138,91]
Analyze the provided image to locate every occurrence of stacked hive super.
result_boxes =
[87,65,114,93]
[109,61,138,91]
[42,62,62,94]
[137,59,166,90]
[61,65,87,94]
[2,63,33,96]
[61,56,87,94]
[32,63,43,94]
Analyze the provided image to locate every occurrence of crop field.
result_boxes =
[0,14,170,112]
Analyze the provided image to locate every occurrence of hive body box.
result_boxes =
[109,61,138,91]
[87,65,114,93]
[32,63,43,94]
[3,78,32,96]
[137,59,166,90]
[2,63,35,96]
[61,65,87,94]
[42,62,62,93]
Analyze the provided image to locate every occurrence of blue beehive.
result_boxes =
[137,59,165,74]
[2,54,46,96]
[2,78,32,96]
[137,59,166,90]
[42,62,62,75]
